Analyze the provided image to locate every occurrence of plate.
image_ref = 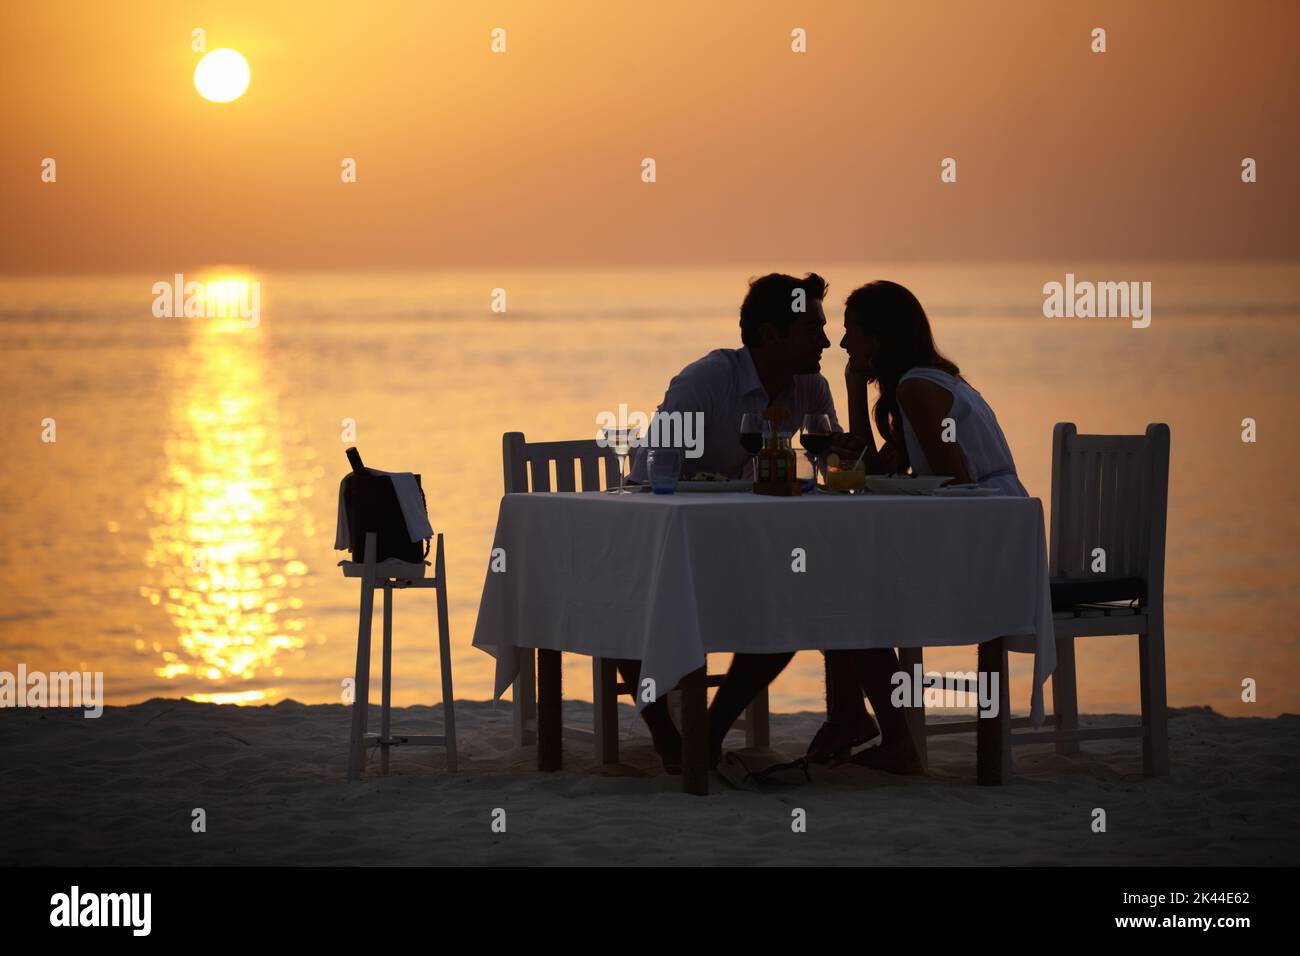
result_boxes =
[675,480,752,493]
[922,485,1001,497]
[863,475,953,495]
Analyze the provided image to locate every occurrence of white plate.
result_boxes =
[863,475,953,495]
[922,485,1001,497]
[675,480,752,493]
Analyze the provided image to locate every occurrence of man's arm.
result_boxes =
[627,365,714,482]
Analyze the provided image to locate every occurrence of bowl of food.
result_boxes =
[677,471,752,492]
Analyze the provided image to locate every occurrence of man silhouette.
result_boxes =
[623,272,841,770]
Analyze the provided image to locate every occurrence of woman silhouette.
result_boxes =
[812,280,1028,772]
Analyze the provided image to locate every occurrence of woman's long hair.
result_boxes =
[844,281,961,467]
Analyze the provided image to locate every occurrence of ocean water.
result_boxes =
[1,262,1297,717]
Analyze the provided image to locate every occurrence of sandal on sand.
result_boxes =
[848,744,925,776]
[805,714,882,765]
[716,751,811,790]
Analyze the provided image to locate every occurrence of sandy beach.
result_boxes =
[2,699,1295,866]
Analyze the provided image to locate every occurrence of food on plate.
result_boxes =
[686,471,730,482]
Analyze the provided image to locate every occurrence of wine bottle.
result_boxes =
[346,447,365,474]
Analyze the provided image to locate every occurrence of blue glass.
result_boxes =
[648,447,681,494]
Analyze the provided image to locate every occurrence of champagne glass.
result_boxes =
[601,426,639,494]
[739,412,764,479]
[800,413,833,486]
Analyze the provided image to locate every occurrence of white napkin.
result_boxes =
[334,470,434,550]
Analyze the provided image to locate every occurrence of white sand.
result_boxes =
[0,700,1295,866]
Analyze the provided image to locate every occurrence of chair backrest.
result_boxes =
[1049,422,1170,607]
[502,431,621,493]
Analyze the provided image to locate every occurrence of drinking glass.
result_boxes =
[739,412,764,479]
[600,427,639,494]
[800,413,833,485]
[648,447,681,494]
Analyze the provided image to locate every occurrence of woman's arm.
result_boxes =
[895,377,972,483]
[830,370,899,471]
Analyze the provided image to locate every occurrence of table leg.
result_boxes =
[537,649,562,771]
[680,666,709,795]
[592,657,619,765]
[976,637,1011,785]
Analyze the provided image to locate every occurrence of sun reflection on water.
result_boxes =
[142,276,321,703]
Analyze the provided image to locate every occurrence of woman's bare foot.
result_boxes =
[653,728,682,774]
[848,740,925,775]
[805,713,882,764]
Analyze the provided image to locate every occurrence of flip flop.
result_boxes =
[716,751,812,790]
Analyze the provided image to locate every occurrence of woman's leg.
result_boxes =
[824,650,870,726]
[848,648,923,773]
[805,650,880,762]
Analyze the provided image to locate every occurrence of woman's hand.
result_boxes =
[829,431,867,461]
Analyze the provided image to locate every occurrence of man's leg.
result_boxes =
[708,652,794,765]
[615,659,680,765]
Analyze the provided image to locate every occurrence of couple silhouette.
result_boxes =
[624,273,1027,774]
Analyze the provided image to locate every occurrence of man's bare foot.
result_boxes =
[848,742,925,776]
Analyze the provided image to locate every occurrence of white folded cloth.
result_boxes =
[334,470,434,550]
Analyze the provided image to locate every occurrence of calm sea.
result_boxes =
[1,263,1297,716]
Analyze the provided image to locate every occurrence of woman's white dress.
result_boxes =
[896,367,1028,497]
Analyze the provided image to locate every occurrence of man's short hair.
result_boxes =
[739,272,828,348]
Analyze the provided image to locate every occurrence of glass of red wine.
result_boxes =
[800,413,833,487]
[739,412,764,479]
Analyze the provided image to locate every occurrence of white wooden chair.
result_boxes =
[343,532,457,781]
[502,431,771,765]
[900,422,1170,781]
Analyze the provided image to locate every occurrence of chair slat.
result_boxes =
[1063,438,1087,575]
[1080,447,1100,574]
[528,457,551,492]
[1099,449,1119,571]
[555,457,577,492]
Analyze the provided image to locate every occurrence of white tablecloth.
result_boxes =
[471,492,1057,724]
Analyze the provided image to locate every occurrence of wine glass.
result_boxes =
[601,426,639,494]
[800,413,832,486]
[739,412,764,479]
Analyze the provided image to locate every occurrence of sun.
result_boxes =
[194,49,250,103]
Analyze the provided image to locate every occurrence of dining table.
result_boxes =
[471,488,1056,794]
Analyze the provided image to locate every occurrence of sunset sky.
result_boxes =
[3,0,1297,273]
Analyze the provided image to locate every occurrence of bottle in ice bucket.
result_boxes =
[753,407,801,496]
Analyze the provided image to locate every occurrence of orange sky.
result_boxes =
[3,0,1297,273]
